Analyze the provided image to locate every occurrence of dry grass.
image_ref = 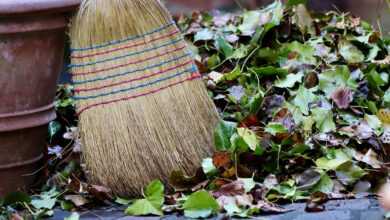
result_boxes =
[69,0,219,196]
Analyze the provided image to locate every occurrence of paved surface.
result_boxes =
[52,197,386,220]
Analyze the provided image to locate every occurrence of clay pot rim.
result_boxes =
[0,0,80,16]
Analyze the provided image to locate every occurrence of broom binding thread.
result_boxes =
[71,22,202,115]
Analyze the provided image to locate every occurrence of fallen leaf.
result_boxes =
[330,87,354,109]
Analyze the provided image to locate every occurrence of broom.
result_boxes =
[69,0,219,196]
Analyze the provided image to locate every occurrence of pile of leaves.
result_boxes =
[1,0,390,219]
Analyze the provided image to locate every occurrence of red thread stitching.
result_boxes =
[74,60,193,93]
[71,29,179,59]
[72,45,186,76]
[77,73,201,115]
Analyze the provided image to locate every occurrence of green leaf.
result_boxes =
[275,72,304,88]
[293,86,317,115]
[125,199,163,216]
[194,29,214,42]
[311,174,334,193]
[64,213,80,220]
[384,89,390,107]
[238,1,283,35]
[339,40,365,64]
[202,158,217,175]
[216,36,234,58]
[280,41,316,65]
[265,122,288,136]
[335,162,366,185]
[366,68,386,89]
[247,92,263,114]
[365,114,382,135]
[115,197,132,206]
[249,66,288,77]
[294,4,315,35]
[31,197,57,210]
[125,180,164,216]
[183,190,219,219]
[231,45,250,60]
[48,121,61,139]
[287,0,307,7]
[224,66,241,81]
[214,120,237,151]
[207,54,221,69]
[144,180,164,208]
[3,192,31,205]
[319,66,358,97]
[316,149,351,170]
[238,178,256,192]
[237,127,260,151]
[311,108,336,133]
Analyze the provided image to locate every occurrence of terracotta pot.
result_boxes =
[0,0,79,196]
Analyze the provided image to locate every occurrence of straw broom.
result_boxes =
[69,0,219,196]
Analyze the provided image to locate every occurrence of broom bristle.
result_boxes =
[69,0,219,196]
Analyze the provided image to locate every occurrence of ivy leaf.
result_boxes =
[294,4,315,35]
[293,86,317,115]
[365,114,383,135]
[48,121,61,139]
[238,178,256,192]
[214,120,237,151]
[125,199,163,216]
[237,127,260,151]
[311,174,334,193]
[239,10,263,36]
[318,65,357,97]
[265,122,288,136]
[144,180,164,208]
[311,108,336,133]
[194,29,214,42]
[183,190,220,218]
[202,158,218,175]
[223,66,242,81]
[275,72,304,88]
[247,92,263,114]
[338,40,365,64]
[280,41,316,65]
[125,180,164,216]
[215,35,234,58]
[316,149,351,170]
[231,45,250,60]
[335,162,366,185]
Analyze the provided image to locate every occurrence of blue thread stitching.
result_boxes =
[75,65,197,100]
[72,53,191,85]
[69,37,182,68]
[71,22,175,52]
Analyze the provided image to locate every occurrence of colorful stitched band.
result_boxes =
[71,29,180,59]
[69,37,182,68]
[72,45,187,76]
[72,53,191,85]
[71,23,199,114]
[76,73,200,115]
[74,65,197,100]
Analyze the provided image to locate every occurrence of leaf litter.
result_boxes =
[1,1,389,219]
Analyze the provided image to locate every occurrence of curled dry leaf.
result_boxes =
[330,87,354,109]
[65,195,89,207]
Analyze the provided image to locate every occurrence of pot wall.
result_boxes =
[0,2,78,196]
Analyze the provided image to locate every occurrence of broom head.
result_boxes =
[69,0,219,196]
